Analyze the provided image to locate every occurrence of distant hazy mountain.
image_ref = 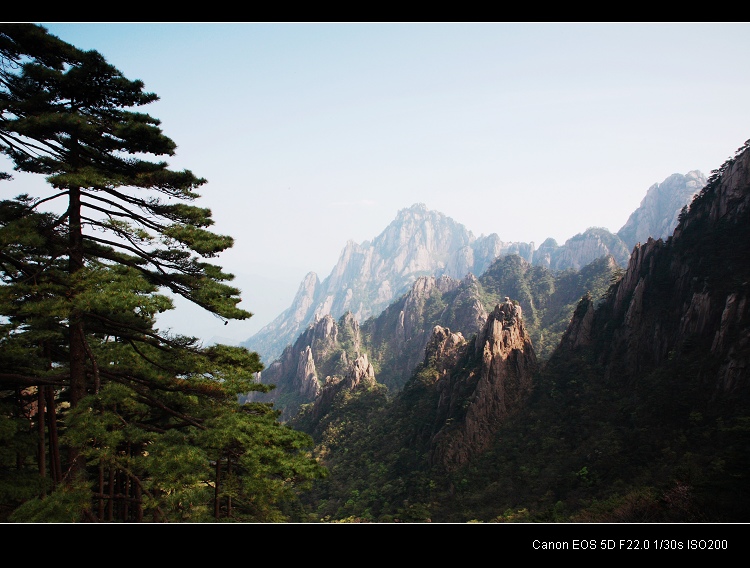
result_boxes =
[617,170,706,249]
[242,172,705,364]
[533,227,630,271]
[242,203,533,364]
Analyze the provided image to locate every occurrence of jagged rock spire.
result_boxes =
[428,298,538,470]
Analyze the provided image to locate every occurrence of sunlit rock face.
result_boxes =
[310,353,377,421]
[428,299,538,471]
[241,311,364,421]
[361,272,488,393]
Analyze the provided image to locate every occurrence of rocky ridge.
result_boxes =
[243,204,531,364]
[288,141,750,522]
[243,172,704,365]
[245,251,619,423]
[241,311,364,421]
[310,353,377,422]
[561,142,750,399]
[617,170,706,250]
[428,299,538,470]
[361,273,488,392]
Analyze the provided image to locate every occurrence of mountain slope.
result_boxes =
[242,204,485,363]
[290,140,749,523]
[563,145,750,401]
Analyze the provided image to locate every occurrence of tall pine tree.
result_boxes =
[0,23,325,522]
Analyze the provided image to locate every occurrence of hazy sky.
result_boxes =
[7,22,750,346]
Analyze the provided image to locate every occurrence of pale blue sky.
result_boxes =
[7,22,750,346]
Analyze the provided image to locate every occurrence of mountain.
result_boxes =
[534,227,630,271]
[242,203,534,364]
[561,152,748,399]
[248,252,618,422]
[617,170,706,250]
[243,171,703,365]
[240,311,365,421]
[426,300,539,471]
[288,139,750,523]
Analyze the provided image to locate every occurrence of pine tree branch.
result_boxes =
[0,372,67,387]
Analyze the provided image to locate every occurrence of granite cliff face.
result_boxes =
[243,171,702,366]
[242,272,321,365]
[534,227,631,271]
[244,251,620,424]
[477,253,619,361]
[361,273,488,392]
[443,234,535,279]
[240,311,364,421]
[244,272,489,421]
[309,353,377,422]
[427,299,538,471]
[243,204,532,364]
[617,170,706,250]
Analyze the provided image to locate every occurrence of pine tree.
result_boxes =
[0,24,326,522]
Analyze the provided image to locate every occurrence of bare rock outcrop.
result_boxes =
[428,298,538,471]
[362,272,487,393]
[559,292,595,350]
[244,169,702,366]
[617,170,706,250]
[241,311,364,421]
[295,346,321,399]
[311,353,377,421]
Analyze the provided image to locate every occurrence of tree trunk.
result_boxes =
[226,456,232,519]
[67,185,87,477]
[214,459,222,520]
[44,387,62,485]
[98,463,104,521]
[107,467,114,521]
[37,387,46,494]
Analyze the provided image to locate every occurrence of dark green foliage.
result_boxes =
[300,325,748,522]
[0,24,326,522]
[290,383,397,522]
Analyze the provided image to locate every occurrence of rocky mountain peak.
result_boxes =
[536,227,631,271]
[243,203,481,363]
[562,141,750,398]
[296,346,320,399]
[474,298,525,357]
[428,298,538,471]
[424,325,467,376]
[243,171,702,369]
[617,170,706,249]
[240,310,369,421]
[305,353,377,422]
